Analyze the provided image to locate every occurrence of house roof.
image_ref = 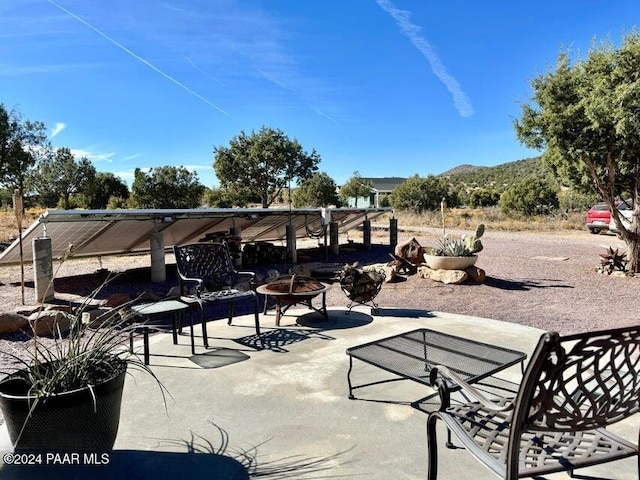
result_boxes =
[359,177,407,193]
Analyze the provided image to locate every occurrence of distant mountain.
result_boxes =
[439,164,488,176]
[439,157,546,191]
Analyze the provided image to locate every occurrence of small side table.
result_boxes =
[129,299,192,364]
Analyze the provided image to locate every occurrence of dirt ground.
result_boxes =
[0,227,638,337]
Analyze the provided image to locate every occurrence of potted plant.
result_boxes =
[422,199,485,270]
[0,252,167,452]
[423,223,485,270]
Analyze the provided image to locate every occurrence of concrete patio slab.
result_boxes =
[1,307,638,479]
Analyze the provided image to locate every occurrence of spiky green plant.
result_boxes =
[433,224,485,257]
[0,245,169,401]
[599,246,628,274]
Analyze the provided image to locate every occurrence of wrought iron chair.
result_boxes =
[427,325,640,480]
[173,242,261,353]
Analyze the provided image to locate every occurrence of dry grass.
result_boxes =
[0,207,586,245]
[386,208,585,233]
[0,208,44,244]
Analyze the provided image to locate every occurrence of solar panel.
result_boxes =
[0,207,391,265]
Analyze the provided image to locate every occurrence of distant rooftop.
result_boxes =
[359,177,407,193]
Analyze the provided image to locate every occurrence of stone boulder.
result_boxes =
[417,266,468,284]
[465,266,486,283]
[29,310,72,337]
[394,237,425,265]
[0,312,29,334]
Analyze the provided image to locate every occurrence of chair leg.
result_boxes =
[426,413,440,480]
[228,303,234,325]
[253,296,261,336]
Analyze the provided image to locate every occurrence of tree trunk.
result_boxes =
[624,205,640,273]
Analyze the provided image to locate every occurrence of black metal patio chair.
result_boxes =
[426,325,640,479]
[173,242,261,353]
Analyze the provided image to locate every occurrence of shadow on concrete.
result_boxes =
[484,276,574,291]
[189,348,251,369]
[296,310,373,329]
[233,328,334,353]
[163,425,357,479]
[373,308,434,318]
[0,449,249,480]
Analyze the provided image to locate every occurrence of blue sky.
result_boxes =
[1,1,638,188]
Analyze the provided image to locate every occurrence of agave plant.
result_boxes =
[432,224,485,257]
[599,246,628,274]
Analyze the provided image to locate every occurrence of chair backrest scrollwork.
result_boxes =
[515,326,640,433]
[174,242,235,291]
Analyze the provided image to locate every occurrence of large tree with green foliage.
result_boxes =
[514,32,640,271]
[339,172,373,207]
[88,172,130,209]
[0,104,49,196]
[213,127,320,208]
[499,176,558,215]
[389,175,453,213]
[129,166,204,209]
[293,172,340,207]
[33,147,96,209]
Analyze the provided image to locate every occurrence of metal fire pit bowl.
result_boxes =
[257,275,329,326]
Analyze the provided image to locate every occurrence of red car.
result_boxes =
[586,202,610,234]
[586,199,632,234]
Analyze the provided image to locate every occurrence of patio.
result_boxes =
[1,307,638,479]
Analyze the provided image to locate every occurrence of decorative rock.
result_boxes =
[0,312,29,334]
[29,310,72,337]
[102,293,132,308]
[82,308,119,328]
[419,265,468,284]
[465,266,486,283]
[394,238,425,265]
[430,269,468,285]
[417,266,432,279]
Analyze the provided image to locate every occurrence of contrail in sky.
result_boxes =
[376,0,474,117]
[47,0,229,116]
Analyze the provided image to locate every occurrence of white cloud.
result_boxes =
[69,148,115,163]
[50,122,66,138]
[376,0,474,118]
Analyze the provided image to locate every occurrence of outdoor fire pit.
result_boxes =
[256,275,329,326]
[339,264,385,314]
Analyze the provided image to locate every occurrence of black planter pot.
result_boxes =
[0,359,127,452]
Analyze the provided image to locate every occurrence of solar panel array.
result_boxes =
[0,207,391,265]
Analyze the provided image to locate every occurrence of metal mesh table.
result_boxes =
[346,328,527,400]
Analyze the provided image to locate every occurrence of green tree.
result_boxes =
[88,172,129,209]
[0,104,49,196]
[213,127,320,208]
[202,186,256,208]
[129,166,204,209]
[292,172,340,207]
[389,175,452,213]
[339,172,373,207]
[468,188,500,208]
[499,176,559,215]
[514,32,640,271]
[33,147,97,209]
